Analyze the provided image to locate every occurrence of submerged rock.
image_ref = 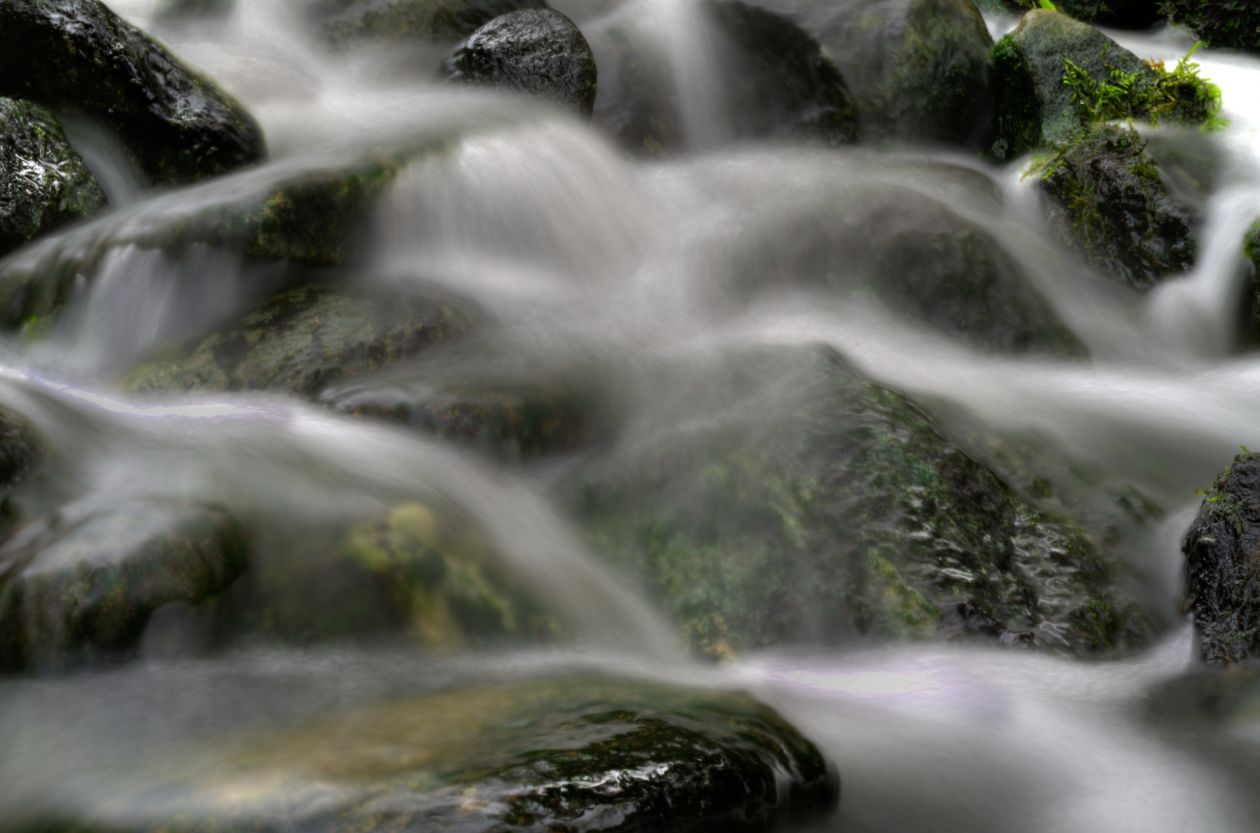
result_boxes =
[122,282,472,399]
[0,99,107,258]
[25,676,839,833]
[569,347,1150,659]
[590,0,858,154]
[1162,0,1260,53]
[1182,452,1260,666]
[0,0,265,187]
[310,0,548,48]
[989,9,1219,159]
[443,9,597,117]
[0,499,248,673]
[1038,125,1197,289]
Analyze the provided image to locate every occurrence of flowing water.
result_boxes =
[3,3,1260,831]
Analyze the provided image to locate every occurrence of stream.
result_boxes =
[2,2,1260,831]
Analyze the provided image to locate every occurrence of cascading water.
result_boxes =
[4,2,1260,832]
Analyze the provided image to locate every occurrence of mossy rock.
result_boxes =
[0,155,405,333]
[1038,125,1196,289]
[21,675,839,833]
[989,9,1218,160]
[589,0,858,155]
[443,9,598,117]
[792,0,994,146]
[211,502,557,648]
[567,346,1151,659]
[1182,452,1260,667]
[717,171,1085,355]
[1002,0,1160,29]
[0,0,264,187]
[1161,0,1260,53]
[121,282,472,399]
[0,498,248,673]
[0,98,107,258]
[309,0,547,48]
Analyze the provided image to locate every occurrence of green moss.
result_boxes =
[1160,0,1260,53]
[1063,43,1224,131]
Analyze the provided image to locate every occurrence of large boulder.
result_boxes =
[568,347,1151,659]
[1182,452,1260,667]
[1038,125,1197,289]
[18,675,839,833]
[122,282,472,399]
[0,99,106,258]
[1162,1,1260,53]
[0,498,248,673]
[989,9,1220,159]
[309,0,548,48]
[443,9,598,117]
[0,0,265,187]
[778,0,994,146]
[590,0,859,154]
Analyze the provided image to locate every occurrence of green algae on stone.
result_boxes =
[0,498,248,673]
[569,347,1150,659]
[23,676,838,833]
[0,99,107,258]
[122,282,472,398]
[0,0,265,187]
[1038,125,1197,288]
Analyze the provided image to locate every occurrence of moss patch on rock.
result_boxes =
[1161,0,1260,53]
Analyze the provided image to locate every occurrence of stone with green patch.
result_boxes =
[0,99,107,258]
[0,498,248,673]
[1160,0,1260,53]
[567,346,1151,659]
[0,0,265,187]
[1037,125,1196,288]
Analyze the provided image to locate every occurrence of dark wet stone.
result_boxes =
[0,98,106,257]
[121,282,473,399]
[1182,452,1260,667]
[568,347,1151,660]
[1162,0,1260,53]
[0,499,248,673]
[1039,125,1197,289]
[0,0,265,187]
[154,0,235,24]
[21,676,839,833]
[443,9,598,117]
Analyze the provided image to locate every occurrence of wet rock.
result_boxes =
[0,0,265,187]
[0,99,107,258]
[989,9,1219,159]
[0,408,38,492]
[1182,452,1260,666]
[787,0,994,146]
[720,167,1084,355]
[25,676,839,833]
[154,0,236,24]
[0,499,248,673]
[590,0,858,154]
[122,282,472,399]
[1161,0,1260,53]
[1038,125,1197,289]
[994,0,1160,29]
[443,9,597,117]
[215,502,557,647]
[568,347,1150,659]
[310,0,547,48]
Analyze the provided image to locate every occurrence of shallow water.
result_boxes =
[2,2,1260,831]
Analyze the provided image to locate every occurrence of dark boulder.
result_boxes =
[1161,0,1260,53]
[22,675,839,833]
[1182,452,1260,666]
[590,0,858,154]
[0,0,265,187]
[310,0,548,48]
[569,347,1151,659]
[993,0,1160,29]
[0,98,106,258]
[0,499,248,673]
[1039,125,1197,289]
[122,282,472,399]
[443,9,598,117]
[780,0,994,146]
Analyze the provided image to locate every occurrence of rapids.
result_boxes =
[2,2,1260,832]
